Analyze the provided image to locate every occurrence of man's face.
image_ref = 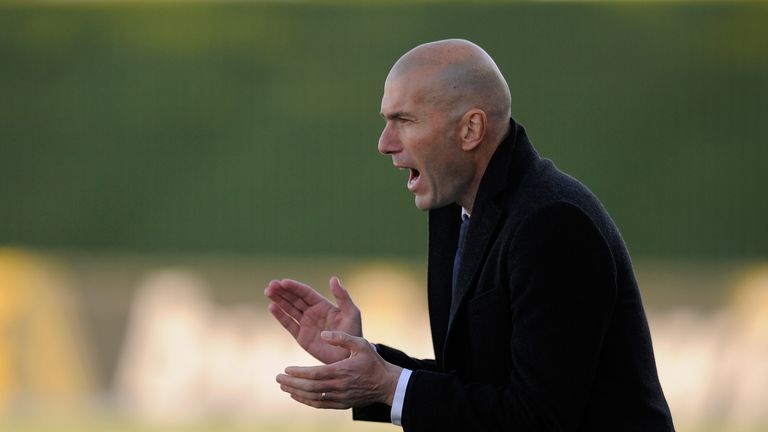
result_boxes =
[378,72,471,210]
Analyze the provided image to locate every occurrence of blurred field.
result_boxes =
[1,419,763,432]
[0,419,396,432]
[2,249,768,431]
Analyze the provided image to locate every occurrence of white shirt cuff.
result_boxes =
[390,368,412,426]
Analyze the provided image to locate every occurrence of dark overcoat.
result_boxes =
[355,119,675,431]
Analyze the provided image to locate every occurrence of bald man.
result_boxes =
[266,40,674,431]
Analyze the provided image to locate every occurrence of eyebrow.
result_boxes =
[380,111,413,120]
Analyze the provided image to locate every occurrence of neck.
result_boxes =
[459,121,510,213]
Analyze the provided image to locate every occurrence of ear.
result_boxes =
[459,109,487,151]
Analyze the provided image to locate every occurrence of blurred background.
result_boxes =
[1,0,767,431]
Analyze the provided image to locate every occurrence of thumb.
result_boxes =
[330,276,357,313]
[321,331,368,353]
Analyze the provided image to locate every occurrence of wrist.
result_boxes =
[383,363,403,406]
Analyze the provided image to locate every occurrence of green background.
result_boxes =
[2,2,767,258]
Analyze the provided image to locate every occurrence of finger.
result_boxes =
[268,303,300,338]
[283,364,335,380]
[321,331,369,352]
[281,384,320,401]
[278,279,327,306]
[279,384,334,402]
[265,280,311,312]
[267,292,305,323]
[329,276,357,315]
[274,286,311,310]
[289,393,348,410]
[276,373,329,392]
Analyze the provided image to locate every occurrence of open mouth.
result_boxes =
[407,168,421,190]
[396,165,421,191]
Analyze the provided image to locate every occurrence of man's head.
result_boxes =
[378,39,511,212]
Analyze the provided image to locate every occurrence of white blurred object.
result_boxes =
[113,270,212,421]
[650,308,732,426]
[722,266,768,427]
[113,268,358,423]
[650,264,768,429]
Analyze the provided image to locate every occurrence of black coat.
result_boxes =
[354,119,674,431]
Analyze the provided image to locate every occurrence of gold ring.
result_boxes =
[320,392,327,400]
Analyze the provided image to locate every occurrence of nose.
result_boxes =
[378,122,402,155]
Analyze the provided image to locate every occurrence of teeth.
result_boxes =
[407,168,419,190]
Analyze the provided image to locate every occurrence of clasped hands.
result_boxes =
[265,277,402,409]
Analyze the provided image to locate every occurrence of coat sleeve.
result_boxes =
[401,203,618,432]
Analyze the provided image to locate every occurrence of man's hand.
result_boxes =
[276,331,403,409]
[265,277,362,364]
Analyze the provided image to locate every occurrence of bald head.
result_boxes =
[379,40,514,212]
[387,39,511,127]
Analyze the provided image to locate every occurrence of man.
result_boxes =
[265,39,674,431]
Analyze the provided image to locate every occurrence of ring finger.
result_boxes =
[280,383,334,402]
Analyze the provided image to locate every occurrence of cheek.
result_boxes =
[421,152,453,190]
[402,126,427,147]
[430,149,469,193]
[401,135,429,164]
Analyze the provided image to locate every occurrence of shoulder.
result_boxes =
[496,162,620,271]
[509,201,609,254]
[502,157,618,242]
[518,159,603,213]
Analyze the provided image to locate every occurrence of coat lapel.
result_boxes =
[447,204,502,326]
